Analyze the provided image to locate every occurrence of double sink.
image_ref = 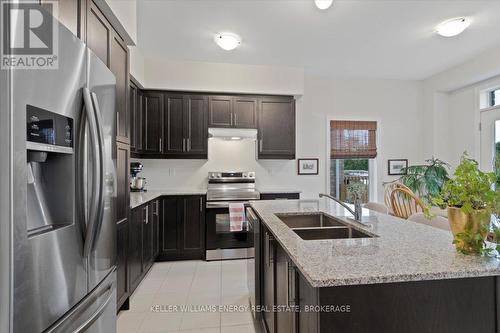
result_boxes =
[276,213,374,240]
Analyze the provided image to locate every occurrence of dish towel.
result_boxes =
[229,202,245,232]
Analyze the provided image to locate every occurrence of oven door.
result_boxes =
[206,202,254,251]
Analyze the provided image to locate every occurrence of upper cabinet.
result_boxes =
[208,95,258,129]
[86,0,130,144]
[132,91,295,160]
[258,96,296,159]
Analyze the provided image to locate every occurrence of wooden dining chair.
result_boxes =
[383,182,411,214]
[390,187,425,219]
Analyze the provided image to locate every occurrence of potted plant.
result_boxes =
[398,158,450,202]
[431,153,500,254]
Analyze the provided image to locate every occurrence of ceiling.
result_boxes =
[137,0,500,80]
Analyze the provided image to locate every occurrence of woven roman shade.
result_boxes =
[330,120,377,159]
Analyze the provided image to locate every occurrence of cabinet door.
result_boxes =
[233,96,258,128]
[263,229,275,333]
[129,82,137,152]
[185,95,208,156]
[136,89,144,152]
[142,204,153,272]
[110,32,129,144]
[116,219,129,308]
[152,199,160,258]
[129,207,143,293]
[163,94,184,154]
[143,92,163,153]
[276,245,296,333]
[258,97,296,159]
[160,196,181,259]
[116,142,129,225]
[86,1,110,66]
[181,196,205,259]
[208,96,232,127]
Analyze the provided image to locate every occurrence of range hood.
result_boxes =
[208,128,257,141]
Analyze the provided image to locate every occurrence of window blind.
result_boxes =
[330,120,377,159]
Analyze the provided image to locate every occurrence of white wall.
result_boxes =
[423,45,500,167]
[105,0,137,44]
[136,63,425,201]
[144,58,305,95]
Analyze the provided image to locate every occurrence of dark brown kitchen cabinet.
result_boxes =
[208,95,258,129]
[208,96,232,127]
[233,96,258,128]
[143,92,163,154]
[275,244,297,333]
[184,95,208,155]
[258,96,296,159]
[163,94,208,158]
[130,80,144,156]
[262,227,276,333]
[152,199,160,258]
[163,93,185,154]
[129,206,144,293]
[116,142,130,225]
[86,0,130,144]
[142,204,153,272]
[110,32,129,144]
[116,219,129,310]
[158,195,205,261]
[86,1,110,66]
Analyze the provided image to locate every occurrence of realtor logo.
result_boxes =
[1,0,58,69]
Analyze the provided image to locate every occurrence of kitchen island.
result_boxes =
[249,199,500,333]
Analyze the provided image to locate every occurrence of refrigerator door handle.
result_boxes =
[82,88,102,258]
[73,286,113,333]
[86,92,106,254]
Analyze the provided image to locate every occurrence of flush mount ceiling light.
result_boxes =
[214,32,241,51]
[314,0,334,10]
[435,17,471,37]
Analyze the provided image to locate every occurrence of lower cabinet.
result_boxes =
[158,195,205,261]
[128,201,159,295]
[116,219,129,310]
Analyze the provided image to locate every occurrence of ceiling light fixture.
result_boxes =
[214,32,241,51]
[314,0,333,10]
[435,17,471,37]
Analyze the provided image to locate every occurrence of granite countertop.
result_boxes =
[250,199,500,288]
[130,189,207,209]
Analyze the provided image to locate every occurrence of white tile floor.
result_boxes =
[117,260,260,333]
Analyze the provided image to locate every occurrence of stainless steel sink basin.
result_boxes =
[293,226,373,240]
[277,213,374,240]
[276,213,346,229]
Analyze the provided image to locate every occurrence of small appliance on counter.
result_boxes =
[130,162,147,192]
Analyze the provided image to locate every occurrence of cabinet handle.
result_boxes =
[259,139,263,152]
[159,138,162,152]
[182,138,185,152]
[266,232,274,267]
[230,112,233,126]
[145,205,149,224]
[187,138,191,152]
[199,197,203,212]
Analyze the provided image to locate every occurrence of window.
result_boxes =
[330,120,377,203]
[490,89,500,108]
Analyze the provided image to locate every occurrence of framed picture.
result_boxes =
[298,158,319,175]
[388,159,408,176]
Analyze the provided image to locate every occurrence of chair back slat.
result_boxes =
[384,182,411,214]
[390,187,424,219]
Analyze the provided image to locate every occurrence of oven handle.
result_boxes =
[206,201,252,209]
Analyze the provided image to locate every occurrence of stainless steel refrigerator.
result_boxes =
[0,6,117,333]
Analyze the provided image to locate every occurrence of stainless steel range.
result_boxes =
[206,171,259,260]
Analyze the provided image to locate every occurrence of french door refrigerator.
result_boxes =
[1,5,117,333]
